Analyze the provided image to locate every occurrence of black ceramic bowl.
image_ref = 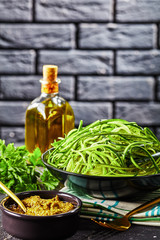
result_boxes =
[42,148,160,199]
[0,190,82,240]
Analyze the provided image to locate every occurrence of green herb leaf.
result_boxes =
[0,140,59,193]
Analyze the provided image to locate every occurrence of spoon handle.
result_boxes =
[0,181,26,212]
[126,197,160,218]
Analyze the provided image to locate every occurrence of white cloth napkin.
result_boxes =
[61,180,160,226]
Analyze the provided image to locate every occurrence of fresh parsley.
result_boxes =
[0,140,59,193]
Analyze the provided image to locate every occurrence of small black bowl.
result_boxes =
[42,148,160,199]
[0,190,82,240]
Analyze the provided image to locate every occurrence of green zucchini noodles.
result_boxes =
[47,119,160,177]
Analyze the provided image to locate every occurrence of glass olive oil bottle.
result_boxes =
[25,65,75,153]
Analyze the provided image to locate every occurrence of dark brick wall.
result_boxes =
[0,0,160,145]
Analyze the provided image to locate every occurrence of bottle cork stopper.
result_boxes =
[43,65,58,82]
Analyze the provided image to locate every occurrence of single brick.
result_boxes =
[117,50,160,75]
[35,0,113,22]
[158,77,160,100]
[70,101,113,126]
[1,127,25,146]
[77,76,154,100]
[115,102,160,126]
[39,50,113,75]
[79,24,156,49]
[0,24,75,49]
[0,75,75,100]
[1,76,40,100]
[0,102,28,125]
[117,0,160,22]
[0,0,32,22]
[0,50,35,74]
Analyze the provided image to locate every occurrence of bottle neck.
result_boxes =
[41,82,59,94]
[40,78,60,94]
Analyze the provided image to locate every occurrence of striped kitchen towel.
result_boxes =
[61,180,160,226]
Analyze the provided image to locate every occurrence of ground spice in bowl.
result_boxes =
[8,195,74,216]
